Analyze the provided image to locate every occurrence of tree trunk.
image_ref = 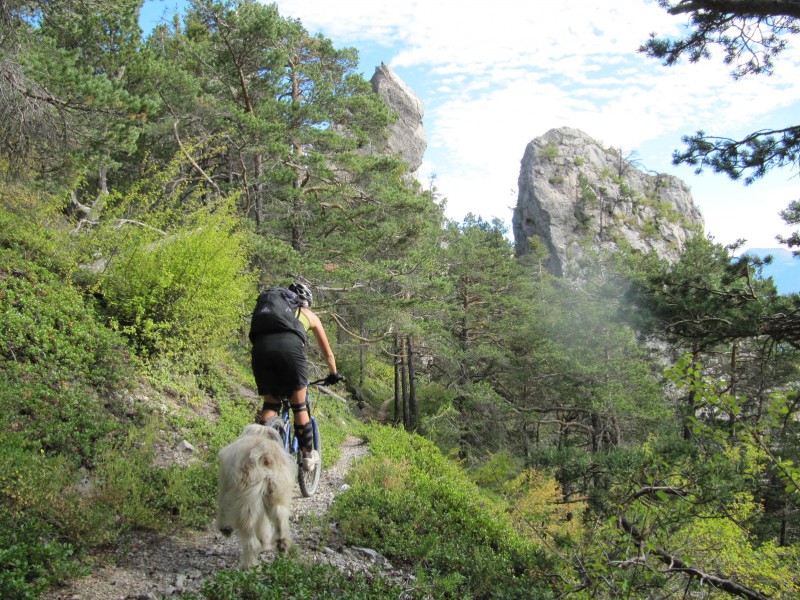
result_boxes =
[400,335,410,430]
[359,324,365,387]
[683,349,699,441]
[393,333,401,425]
[254,152,263,226]
[591,412,600,454]
[407,335,417,431]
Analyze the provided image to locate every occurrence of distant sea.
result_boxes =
[743,248,799,295]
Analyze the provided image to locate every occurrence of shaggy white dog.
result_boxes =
[216,423,296,567]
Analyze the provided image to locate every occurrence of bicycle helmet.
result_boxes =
[288,282,313,308]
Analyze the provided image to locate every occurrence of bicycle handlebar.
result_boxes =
[308,374,345,386]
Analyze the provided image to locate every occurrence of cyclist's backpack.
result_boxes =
[249,287,307,344]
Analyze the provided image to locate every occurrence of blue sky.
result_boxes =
[141,0,800,252]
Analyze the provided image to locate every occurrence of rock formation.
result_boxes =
[513,127,704,276]
[370,62,426,176]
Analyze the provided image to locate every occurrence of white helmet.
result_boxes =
[288,282,313,307]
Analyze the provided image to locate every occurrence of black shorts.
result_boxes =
[251,331,308,397]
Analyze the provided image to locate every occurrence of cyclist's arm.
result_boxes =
[301,307,337,375]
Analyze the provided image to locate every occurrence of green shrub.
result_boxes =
[0,515,85,600]
[95,204,254,357]
[0,251,132,461]
[336,353,394,413]
[181,557,412,599]
[9,375,119,460]
[330,426,558,599]
[313,392,354,468]
[0,250,129,392]
[538,141,559,161]
[155,462,218,529]
[0,433,93,597]
[0,196,77,275]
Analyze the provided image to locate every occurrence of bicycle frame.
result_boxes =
[276,393,313,455]
[272,378,325,497]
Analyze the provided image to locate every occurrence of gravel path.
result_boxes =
[43,435,401,600]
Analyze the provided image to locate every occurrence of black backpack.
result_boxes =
[249,287,307,343]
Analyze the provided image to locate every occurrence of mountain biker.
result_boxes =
[251,281,343,471]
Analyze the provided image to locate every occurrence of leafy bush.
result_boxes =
[538,141,560,160]
[0,515,85,600]
[156,462,218,529]
[180,557,411,600]
[95,204,254,357]
[0,251,131,461]
[0,432,93,597]
[1,250,129,392]
[330,425,560,599]
[0,195,77,275]
[74,163,255,361]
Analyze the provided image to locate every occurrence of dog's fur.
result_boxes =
[216,423,296,567]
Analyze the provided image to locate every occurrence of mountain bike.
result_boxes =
[265,377,328,497]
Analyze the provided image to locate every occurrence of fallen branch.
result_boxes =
[173,121,222,197]
[618,516,771,600]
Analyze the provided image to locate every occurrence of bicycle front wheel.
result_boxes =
[298,416,321,497]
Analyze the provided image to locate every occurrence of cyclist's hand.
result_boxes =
[323,372,344,385]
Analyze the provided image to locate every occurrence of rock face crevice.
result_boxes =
[370,62,426,176]
[513,127,704,276]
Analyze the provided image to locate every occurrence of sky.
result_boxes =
[140,0,800,251]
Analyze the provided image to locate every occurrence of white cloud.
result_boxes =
[271,0,800,248]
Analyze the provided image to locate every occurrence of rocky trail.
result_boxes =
[44,435,410,600]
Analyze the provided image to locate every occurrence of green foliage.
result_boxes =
[538,141,560,160]
[312,392,354,468]
[505,468,586,546]
[181,557,411,600]
[0,431,102,596]
[336,352,395,414]
[669,493,800,597]
[83,168,254,358]
[77,418,218,537]
[0,195,77,275]
[0,515,85,600]
[2,0,152,183]
[99,214,251,355]
[0,249,131,459]
[156,462,218,529]
[331,425,560,599]
[668,356,800,498]
[468,451,522,494]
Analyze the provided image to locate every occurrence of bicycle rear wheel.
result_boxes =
[298,416,321,497]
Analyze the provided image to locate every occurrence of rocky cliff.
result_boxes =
[513,127,704,276]
[370,63,426,176]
